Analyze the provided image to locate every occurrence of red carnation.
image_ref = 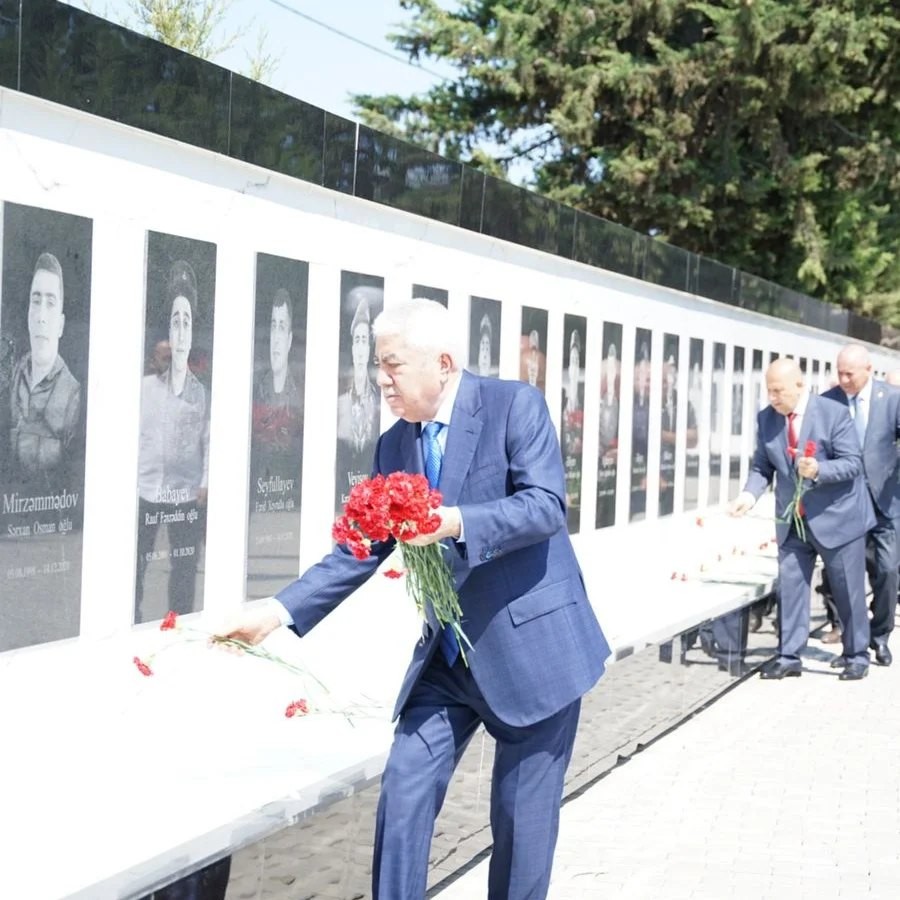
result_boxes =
[803,440,816,458]
[133,656,153,677]
[333,471,470,665]
[160,611,178,631]
[285,699,309,718]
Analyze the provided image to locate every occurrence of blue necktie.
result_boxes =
[422,422,458,666]
[422,421,444,489]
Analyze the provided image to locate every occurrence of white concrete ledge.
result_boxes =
[1,498,778,899]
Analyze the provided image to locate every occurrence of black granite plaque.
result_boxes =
[229,76,325,185]
[0,201,92,651]
[134,231,217,625]
[0,0,19,89]
[468,296,500,378]
[629,328,652,522]
[561,314,586,533]
[658,333,680,517]
[335,272,383,516]
[596,321,622,529]
[21,2,229,152]
[355,126,462,226]
[519,306,548,394]
[246,253,309,600]
[683,338,703,511]
[729,345,745,500]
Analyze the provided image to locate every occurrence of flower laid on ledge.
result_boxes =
[284,699,309,718]
[130,611,379,722]
[133,610,329,691]
[779,439,817,541]
[332,471,472,666]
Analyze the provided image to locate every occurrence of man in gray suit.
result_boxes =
[219,298,610,898]
[821,344,900,666]
[729,358,873,680]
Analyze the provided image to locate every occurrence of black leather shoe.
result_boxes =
[760,660,802,679]
[839,663,869,681]
[872,640,892,667]
[829,656,848,669]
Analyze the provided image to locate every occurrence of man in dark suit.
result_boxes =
[729,358,873,680]
[219,298,611,899]
[820,344,900,665]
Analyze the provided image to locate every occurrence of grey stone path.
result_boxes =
[435,621,900,900]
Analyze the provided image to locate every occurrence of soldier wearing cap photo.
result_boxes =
[135,259,210,621]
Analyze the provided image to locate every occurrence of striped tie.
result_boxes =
[422,421,458,666]
[422,421,444,489]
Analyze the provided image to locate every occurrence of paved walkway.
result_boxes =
[434,622,900,900]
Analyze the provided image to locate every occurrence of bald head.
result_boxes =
[836,343,872,397]
[766,358,804,415]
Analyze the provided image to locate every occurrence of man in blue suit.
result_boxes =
[220,298,610,898]
[729,358,873,680]
[820,344,900,666]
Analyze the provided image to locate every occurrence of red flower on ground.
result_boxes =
[133,656,153,677]
[285,699,309,718]
[160,611,178,631]
[383,568,405,579]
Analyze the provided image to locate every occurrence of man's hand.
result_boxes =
[213,610,281,647]
[797,456,819,480]
[728,491,756,517]
[406,505,462,546]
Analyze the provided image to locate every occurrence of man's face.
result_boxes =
[837,354,871,397]
[269,303,292,376]
[352,322,371,375]
[169,295,193,375]
[766,370,803,414]
[375,333,446,423]
[28,268,64,369]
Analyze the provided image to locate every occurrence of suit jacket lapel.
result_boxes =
[768,409,789,474]
[440,371,483,505]
[866,380,885,447]
[400,421,423,478]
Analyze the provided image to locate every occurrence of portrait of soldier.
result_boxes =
[9,251,81,486]
[251,287,303,479]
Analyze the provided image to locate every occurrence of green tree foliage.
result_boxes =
[355,1,900,323]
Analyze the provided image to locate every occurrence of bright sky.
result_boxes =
[69,0,454,121]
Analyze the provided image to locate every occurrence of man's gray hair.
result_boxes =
[373,298,466,368]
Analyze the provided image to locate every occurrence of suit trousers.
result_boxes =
[866,508,899,639]
[372,649,581,899]
[777,525,869,666]
[813,509,898,641]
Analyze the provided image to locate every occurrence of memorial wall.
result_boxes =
[0,82,895,659]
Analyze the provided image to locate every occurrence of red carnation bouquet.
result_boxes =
[780,439,817,541]
[333,472,471,665]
